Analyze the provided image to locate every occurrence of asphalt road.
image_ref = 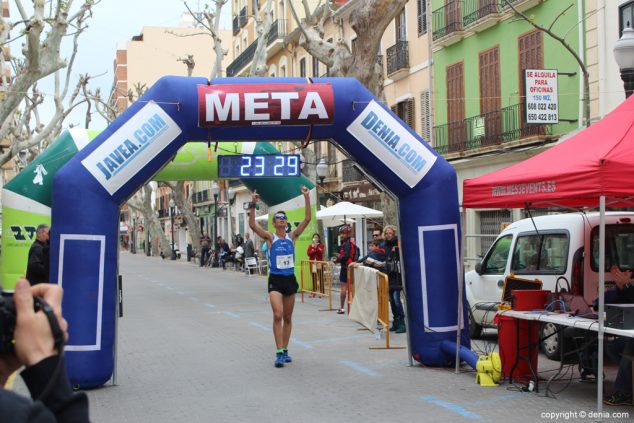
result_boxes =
[12,252,632,422]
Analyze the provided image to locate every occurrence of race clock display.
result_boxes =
[218,154,301,178]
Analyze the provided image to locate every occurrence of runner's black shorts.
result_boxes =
[268,273,299,296]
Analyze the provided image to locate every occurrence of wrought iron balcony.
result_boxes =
[432,103,552,155]
[432,2,463,41]
[386,41,409,76]
[239,7,248,27]
[233,15,239,35]
[463,0,500,28]
[227,19,287,77]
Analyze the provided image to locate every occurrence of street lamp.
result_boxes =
[227,186,236,242]
[316,158,328,185]
[614,27,634,98]
[169,198,176,260]
[211,181,220,246]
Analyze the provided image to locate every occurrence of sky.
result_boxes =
[15,0,231,129]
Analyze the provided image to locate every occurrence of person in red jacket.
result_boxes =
[333,226,354,314]
[307,233,325,296]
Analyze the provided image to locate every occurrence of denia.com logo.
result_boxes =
[96,113,168,180]
[359,111,426,173]
[10,225,37,242]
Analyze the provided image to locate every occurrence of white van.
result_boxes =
[465,211,634,359]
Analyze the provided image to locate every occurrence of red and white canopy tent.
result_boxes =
[463,94,634,412]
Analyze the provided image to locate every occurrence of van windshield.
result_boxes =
[591,224,634,272]
[511,233,569,274]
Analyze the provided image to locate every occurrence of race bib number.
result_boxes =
[276,254,294,269]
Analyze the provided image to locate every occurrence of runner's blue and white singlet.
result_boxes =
[269,233,295,275]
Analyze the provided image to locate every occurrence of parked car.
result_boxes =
[466,211,634,360]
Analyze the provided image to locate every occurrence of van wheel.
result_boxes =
[540,323,573,361]
[469,309,483,339]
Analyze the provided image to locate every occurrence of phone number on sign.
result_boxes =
[541,411,630,420]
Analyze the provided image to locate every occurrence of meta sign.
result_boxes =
[198,83,335,127]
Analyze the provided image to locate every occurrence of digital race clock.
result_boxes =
[218,154,301,178]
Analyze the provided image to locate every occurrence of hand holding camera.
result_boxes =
[1,280,67,384]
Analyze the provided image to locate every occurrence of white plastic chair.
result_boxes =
[244,257,258,276]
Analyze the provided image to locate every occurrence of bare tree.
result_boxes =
[127,185,172,258]
[0,0,98,167]
[179,0,228,79]
[288,0,406,99]
[249,0,273,76]
[177,54,196,77]
[503,0,590,128]
[288,1,405,222]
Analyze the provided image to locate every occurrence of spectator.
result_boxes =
[0,279,90,422]
[243,233,255,260]
[199,233,211,267]
[334,225,354,315]
[602,265,634,406]
[350,239,386,270]
[216,237,231,270]
[383,225,406,333]
[26,224,50,285]
[307,233,325,296]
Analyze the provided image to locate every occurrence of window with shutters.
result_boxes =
[479,46,501,147]
[312,56,319,77]
[518,30,544,137]
[391,98,415,130]
[446,61,465,152]
[299,58,306,78]
[420,90,431,142]
[445,0,462,35]
[417,0,427,36]
[396,9,407,42]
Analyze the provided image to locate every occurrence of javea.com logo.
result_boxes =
[347,101,436,188]
[82,102,182,195]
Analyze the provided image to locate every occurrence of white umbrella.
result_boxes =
[316,201,382,228]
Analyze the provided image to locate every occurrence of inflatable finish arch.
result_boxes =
[51,77,469,387]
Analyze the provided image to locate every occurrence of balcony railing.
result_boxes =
[386,41,409,76]
[233,15,239,35]
[432,1,463,40]
[463,0,500,27]
[239,7,248,27]
[266,18,287,41]
[227,19,287,77]
[433,103,552,155]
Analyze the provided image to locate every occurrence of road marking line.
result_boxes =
[223,311,240,318]
[205,304,216,308]
[289,337,313,349]
[310,333,369,344]
[250,322,270,331]
[340,360,379,377]
[420,396,482,420]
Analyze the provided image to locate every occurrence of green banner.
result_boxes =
[1,129,99,290]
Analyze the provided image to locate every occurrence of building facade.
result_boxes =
[112,13,232,254]
[431,0,589,267]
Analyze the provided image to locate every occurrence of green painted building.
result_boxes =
[431,0,584,156]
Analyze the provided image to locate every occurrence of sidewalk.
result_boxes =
[11,252,632,422]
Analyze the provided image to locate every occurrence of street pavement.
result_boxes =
[13,252,632,422]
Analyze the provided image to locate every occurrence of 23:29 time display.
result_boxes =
[218,154,301,178]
